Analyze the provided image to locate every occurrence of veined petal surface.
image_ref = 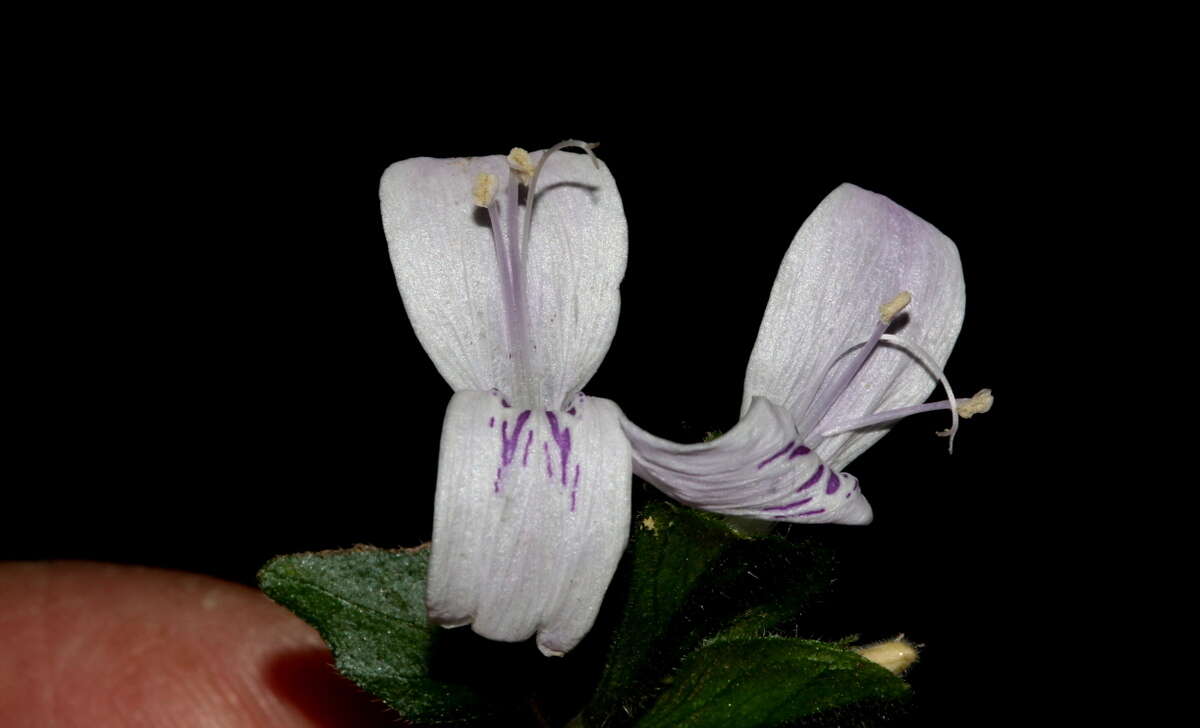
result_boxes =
[742,184,965,470]
[621,397,872,525]
[427,390,632,656]
[380,151,627,408]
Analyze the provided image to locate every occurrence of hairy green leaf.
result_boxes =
[258,546,511,725]
[636,638,909,728]
[583,500,836,726]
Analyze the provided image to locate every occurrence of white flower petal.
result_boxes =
[522,151,628,409]
[742,184,965,470]
[620,397,873,526]
[426,390,631,656]
[380,150,627,408]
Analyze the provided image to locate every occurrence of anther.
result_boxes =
[937,389,993,438]
[956,389,993,419]
[879,291,912,324]
[507,148,535,185]
[472,173,498,207]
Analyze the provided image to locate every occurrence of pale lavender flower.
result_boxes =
[379,142,986,656]
[623,183,991,524]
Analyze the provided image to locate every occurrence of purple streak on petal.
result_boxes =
[826,472,841,495]
[522,430,533,466]
[499,410,532,467]
[488,417,494,428]
[544,441,553,479]
[571,464,580,512]
[788,444,811,459]
[545,411,573,487]
[502,399,511,408]
[494,467,502,493]
[763,497,813,512]
[567,407,577,416]
[757,440,795,469]
[796,465,825,493]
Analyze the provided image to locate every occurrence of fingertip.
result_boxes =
[0,562,396,727]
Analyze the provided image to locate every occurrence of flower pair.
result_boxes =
[379,141,988,656]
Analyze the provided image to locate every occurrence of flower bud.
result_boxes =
[853,637,918,674]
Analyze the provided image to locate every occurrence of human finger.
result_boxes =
[0,561,398,728]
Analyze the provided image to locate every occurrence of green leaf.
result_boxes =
[584,501,746,724]
[583,500,836,726]
[686,530,835,642]
[258,545,512,725]
[635,638,910,728]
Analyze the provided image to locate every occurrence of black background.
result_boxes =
[9,84,1059,724]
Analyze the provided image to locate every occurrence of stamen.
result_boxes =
[503,169,533,405]
[819,389,993,438]
[484,199,509,280]
[799,292,908,438]
[801,294,988,454]
[473,168,530,405]
[477,140,603,409]
[484,197,519,372]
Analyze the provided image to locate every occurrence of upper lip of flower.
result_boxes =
[380,140,625,413]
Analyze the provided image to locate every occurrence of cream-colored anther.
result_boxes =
[879,291,913,324]
[507,148,535,184]
[853,637,918,675]
[472,173,499,207]
[957,389,993,418]
[937,389,992,437]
